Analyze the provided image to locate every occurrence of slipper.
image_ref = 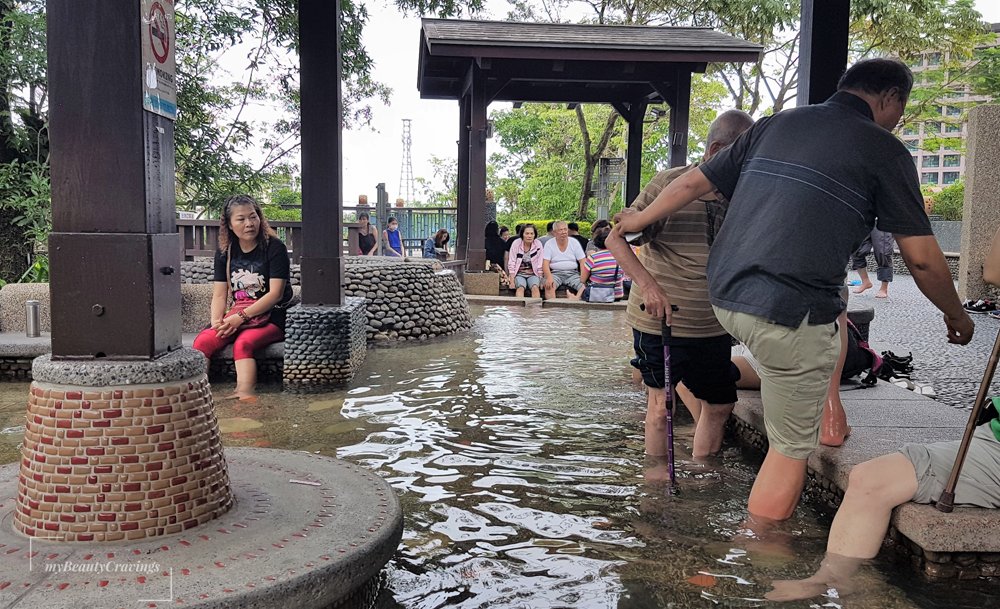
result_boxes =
[918,385,936,398]
[892,378,915,391]
[989,310,1000,321]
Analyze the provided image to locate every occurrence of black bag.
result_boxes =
[841,320,882,385]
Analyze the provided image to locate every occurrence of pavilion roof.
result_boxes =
[418,19,763,103]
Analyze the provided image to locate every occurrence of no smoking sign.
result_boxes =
[141,0,176,120]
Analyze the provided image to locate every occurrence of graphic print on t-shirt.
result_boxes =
[231,268,266,300]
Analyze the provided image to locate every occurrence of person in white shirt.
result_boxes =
[542,221,586,299]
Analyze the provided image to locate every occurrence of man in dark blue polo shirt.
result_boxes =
[614,58,974,521]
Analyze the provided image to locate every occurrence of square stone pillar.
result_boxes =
[283,298,368,391]
[959,105,1000,301]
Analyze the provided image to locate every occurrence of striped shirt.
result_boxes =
[625,165,727,338]
[584,249,624,299]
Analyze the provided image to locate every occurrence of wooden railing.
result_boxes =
[177,220,306,262]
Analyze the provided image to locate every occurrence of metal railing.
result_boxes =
[177,206,459,262]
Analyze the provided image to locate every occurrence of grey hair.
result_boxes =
[706,109,754,149]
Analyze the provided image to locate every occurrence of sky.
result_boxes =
[241,0,1000,206]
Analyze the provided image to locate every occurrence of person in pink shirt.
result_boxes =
[505,224,544,298]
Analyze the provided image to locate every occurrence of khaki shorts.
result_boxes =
[714,306,840,460]
[900,424,1000,507]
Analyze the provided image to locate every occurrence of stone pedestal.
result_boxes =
[959,105,1000,301]
[283,298,367,391]
[464,271,500,296]
[15,349,233,541]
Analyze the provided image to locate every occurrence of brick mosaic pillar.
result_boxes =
[959,105,1000,301]
[14,349,233,541]
[283,298,368,392]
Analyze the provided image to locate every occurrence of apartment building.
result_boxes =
[900,22,999,188]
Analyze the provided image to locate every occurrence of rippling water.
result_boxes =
[0,305,995,609]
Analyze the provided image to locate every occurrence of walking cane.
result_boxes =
[661,305,681,485]
[936,326,1000,512]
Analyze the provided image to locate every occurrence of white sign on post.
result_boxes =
[141,0,177,120]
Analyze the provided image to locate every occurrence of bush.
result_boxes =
[930,182,964,221]
[507,219,594,237]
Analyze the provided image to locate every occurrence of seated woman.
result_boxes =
[357,212,377,255]
[423,228,450,260]
[382,217,403,257]
[505,224,544,298]
[579,227,624,302]
[193,195,294,403]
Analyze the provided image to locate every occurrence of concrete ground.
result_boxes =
[849,274,1000,411]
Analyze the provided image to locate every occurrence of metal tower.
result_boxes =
[398,118,415,205]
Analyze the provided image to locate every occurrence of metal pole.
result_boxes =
[25,300,40,338]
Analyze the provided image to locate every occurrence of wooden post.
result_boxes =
[456,96,471,263]
[47,0,180,359]
[669,70,691,168]
[299,0,343,305]
[625,102,647,207]
[798,0,850,105]
[467,63,488,271]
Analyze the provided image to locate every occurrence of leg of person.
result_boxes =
[716,308,839,520]
[677,335,738,459]
[674,382,702,424]
[821,310,851,447]
[633,329,668,457]
[192,327,236,374]
[851,234,874,294]
[528,275,541,299]
[515,275,526,298]
[544,273,559,300]
[229,323,284,402]
[565,273,585,300]
[872,228,894,298]
[767,452,920,601]
[733,355,761,389]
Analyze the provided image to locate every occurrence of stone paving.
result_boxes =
[852,273,1000,411]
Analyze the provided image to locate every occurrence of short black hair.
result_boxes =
[592,226,611,250]
[591,219,610,233]
[546,221,555,232]
[837,58,913,101]
[358,212,369,221]
[499,225,509,234]
[567,222,579,231]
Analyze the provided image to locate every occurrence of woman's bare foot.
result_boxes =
[766,577,830,601]
[875,288,889,298]
[852,281,873,294]
[221,390,257,402]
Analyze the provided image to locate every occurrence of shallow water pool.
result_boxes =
[0,305,995,608]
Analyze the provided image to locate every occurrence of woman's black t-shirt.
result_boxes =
[358,228,376,255]
[213,237,294,329]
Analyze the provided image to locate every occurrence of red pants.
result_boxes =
[193,323,284,361]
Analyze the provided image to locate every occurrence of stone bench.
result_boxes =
[730,382,1000,579]
[0,283,288,382]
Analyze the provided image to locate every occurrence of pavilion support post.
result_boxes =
[798,0,850,106]
[285,0,368,390]
[47,1,180,359]
[669,70,691,168]
[456,95,471,263]
[299,0,343,306]
[625,102,647,207]
[467,63,488,271]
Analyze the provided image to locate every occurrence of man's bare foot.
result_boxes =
[852,281,873,294]
[875,288,888,298]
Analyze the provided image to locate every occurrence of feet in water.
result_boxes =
[220,391,258,404]
[852,281,873,295]
[766,554,868,601]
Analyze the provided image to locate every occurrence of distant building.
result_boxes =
[900,22,999,188]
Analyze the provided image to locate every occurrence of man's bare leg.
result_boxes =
[692,402,735,459]
[747,449,807,520]
[876,281,890,298]
[767,453,918,600]
[821,310,851,447]
[674,382,702,423]
[644,387,669,457]
[852,268,873,294]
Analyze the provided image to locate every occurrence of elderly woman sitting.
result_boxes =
[580,226,624,302]
[505,224,544,298]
